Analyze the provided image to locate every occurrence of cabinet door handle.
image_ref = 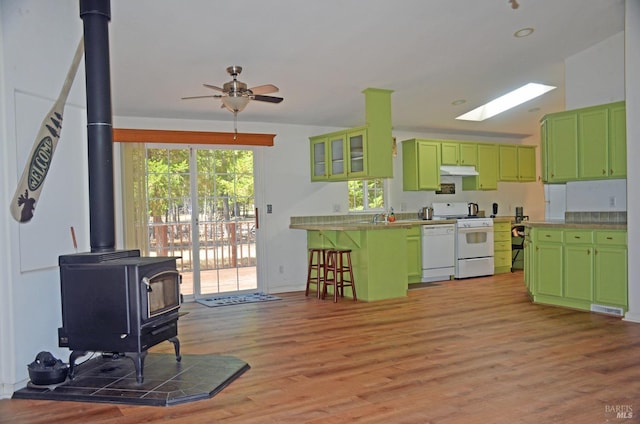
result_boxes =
[606,236,613,240]
[574,236,581,239]
[602,169,606,175]
[595,249,598,255]
[587,249,590,255]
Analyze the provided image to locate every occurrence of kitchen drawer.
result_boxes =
[494,240,511,251]
[595,231,627,245]
[535,229,563,243]
[494,251,512,267]
[493,221,511,232]
[494,230,511,242]
[564,230,593,244]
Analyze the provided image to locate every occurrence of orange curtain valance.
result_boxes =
[113,128,275,146]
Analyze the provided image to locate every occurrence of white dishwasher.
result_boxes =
[421,224,455,282]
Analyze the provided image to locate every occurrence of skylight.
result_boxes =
[455,83,556,121]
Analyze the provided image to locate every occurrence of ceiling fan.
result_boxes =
[182,65,283,112]
[182,66,283,138]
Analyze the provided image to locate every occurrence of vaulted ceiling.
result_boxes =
[108,0,625,139]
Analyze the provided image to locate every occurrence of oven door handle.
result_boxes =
[457,227,492,234]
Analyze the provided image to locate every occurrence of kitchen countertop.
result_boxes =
[289,219,457,231]
[523,220,627,230]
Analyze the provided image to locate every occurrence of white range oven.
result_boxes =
[431,202,495,279]
[455,218,494,278]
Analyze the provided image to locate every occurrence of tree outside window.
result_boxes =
[348,179,385,211]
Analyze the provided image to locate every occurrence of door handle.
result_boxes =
[255,207,259,230]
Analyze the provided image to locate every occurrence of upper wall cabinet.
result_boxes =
[309,88,393,182]
[402,139,441,191]
[441,142,477,166]
[541,101,625,183]
[499,145,536,182]
[462,143,498,191]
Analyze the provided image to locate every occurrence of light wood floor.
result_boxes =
[2,271,640,423]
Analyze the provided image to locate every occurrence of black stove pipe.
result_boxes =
[79,0,115,252]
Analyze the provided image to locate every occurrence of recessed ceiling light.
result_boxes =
[451,99,466,106]
[455,83,556,122]
[514,27,534,38]
[528,107,541,113]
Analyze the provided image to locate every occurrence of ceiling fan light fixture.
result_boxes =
[222,94,250,113]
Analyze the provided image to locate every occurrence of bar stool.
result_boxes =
[306,248,327,298]
[322,249,357,302]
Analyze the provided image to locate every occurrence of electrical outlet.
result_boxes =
[267,204,273,213]
[333,204,340,213]
[609,196,616,207]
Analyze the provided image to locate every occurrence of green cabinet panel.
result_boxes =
[578,107,609,179]
[499,145,518,181]
[493,221,512,274]
[541,101,626,183]
[407,226,422,283]
[609,102,627,178]
[500,145,536,182]
[462,143,498,190]
[594,245,627,308]
[459,143,478,166]
[309,88,393,182]
[563,243,593,302]
[347,128,367,178]
[543,111,579,182]
[311,137,328,180]
[441,142,459,165]
[517,146,536,181]
[402,139,441,191]
[535,241,563,297]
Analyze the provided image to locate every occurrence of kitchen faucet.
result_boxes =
[372,213,384,223]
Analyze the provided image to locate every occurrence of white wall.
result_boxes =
[624,0,640,323]
[1,0,86,395]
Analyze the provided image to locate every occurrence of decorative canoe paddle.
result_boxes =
[10,37,84,223]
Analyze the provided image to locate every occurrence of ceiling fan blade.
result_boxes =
[203,83,224,92]
[181,95,221,100]
[250,84,279,95]
[253,94,284,104]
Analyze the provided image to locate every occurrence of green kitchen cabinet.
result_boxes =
[593,231,627,309]
[608,102,627,178]
[493,221,512,274]
[441,142,477,166]
[309,88,393,182]
[407,226,422,283]
[441,142,459,165]
[534,229,563,297]
[578,107,609,179]
[517,146,536,181]
[541,101,625,183]
[462,143,498,190]
[402,139,441,191]
[563,230,594,302]
[524,229,533,295]
[526,227,628,314]
[541,111,579,183]
[310,137,328,180]
[499,145,518,181]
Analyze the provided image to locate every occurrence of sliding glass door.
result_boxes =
[145,146,257,299]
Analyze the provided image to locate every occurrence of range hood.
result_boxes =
[440,165,479,176]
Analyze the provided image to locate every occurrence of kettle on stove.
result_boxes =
[468,202,479,217]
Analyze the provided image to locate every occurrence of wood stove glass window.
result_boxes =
[144,271,180,318]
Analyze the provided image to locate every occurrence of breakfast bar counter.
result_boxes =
[290,215,439,301]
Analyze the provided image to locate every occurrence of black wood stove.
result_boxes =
[58,250,182,383]
[56,1,182,384]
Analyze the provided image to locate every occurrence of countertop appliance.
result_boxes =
[431,202,494,279]
[421,224,455,282]
[419,206,433,220]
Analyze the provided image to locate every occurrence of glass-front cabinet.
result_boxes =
[347,128,367,177]
[311,137,328,180]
